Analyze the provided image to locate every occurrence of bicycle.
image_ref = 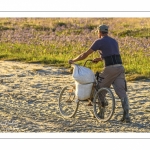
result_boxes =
[58,60,115,122]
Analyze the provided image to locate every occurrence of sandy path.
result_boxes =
[0,60,150,132]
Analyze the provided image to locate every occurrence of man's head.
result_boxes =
[98,24,108,38]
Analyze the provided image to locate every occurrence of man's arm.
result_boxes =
[69,49,94,64]
[92,50,103,63]
[92,57,103,63]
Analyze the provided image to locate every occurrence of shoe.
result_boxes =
[120,110,131,123]
[120,116,131,123]
[97,108,104,119]
[101,100,108,107]
[104,100,108,106]
[120,97,131,123]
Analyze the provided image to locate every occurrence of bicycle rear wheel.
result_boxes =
[58,85,79,118]
[93,87,115,122]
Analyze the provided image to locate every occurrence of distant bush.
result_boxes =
[22,23,51,31]
[0,25,15,31]
[53,22,67,28]
[115,28,150,38]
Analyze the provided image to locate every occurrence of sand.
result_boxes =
[0,60,150,133]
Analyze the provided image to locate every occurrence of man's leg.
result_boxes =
[120,97,130,123]
[112,71,131,123]
[95,66,123,118]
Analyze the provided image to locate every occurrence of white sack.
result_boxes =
[72,64,95,84]
[75,81,93,100]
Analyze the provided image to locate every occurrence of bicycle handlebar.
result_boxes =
[83,59,93,67]
[70,59,93,67]
[83,59,100,80]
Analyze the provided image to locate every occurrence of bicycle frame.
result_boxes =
[58,59,115,122]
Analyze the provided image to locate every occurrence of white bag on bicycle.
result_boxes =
[75,81,93,100]
[71,64,95,84]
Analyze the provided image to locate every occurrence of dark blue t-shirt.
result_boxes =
[90,36,120,58]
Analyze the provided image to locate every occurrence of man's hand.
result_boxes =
[92,58,103,63]
[68,60,74,64]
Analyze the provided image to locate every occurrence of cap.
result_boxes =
[98,25,108,32]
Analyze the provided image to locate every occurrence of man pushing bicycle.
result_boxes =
[69,24,131,123]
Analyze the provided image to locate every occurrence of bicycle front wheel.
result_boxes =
[93,87,115,122]
[58,85,79,118]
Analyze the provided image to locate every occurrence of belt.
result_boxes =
[104,55,122,67]
[105,64,122,68]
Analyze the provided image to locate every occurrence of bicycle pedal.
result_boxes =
[87,102,93,106]
[65,100,72,103]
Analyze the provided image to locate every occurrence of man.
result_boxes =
[69,24,131,123]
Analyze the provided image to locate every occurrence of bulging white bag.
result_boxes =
[75,81,93,100]
[71,64,95,84]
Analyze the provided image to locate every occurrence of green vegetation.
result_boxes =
[0,18,150,81]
